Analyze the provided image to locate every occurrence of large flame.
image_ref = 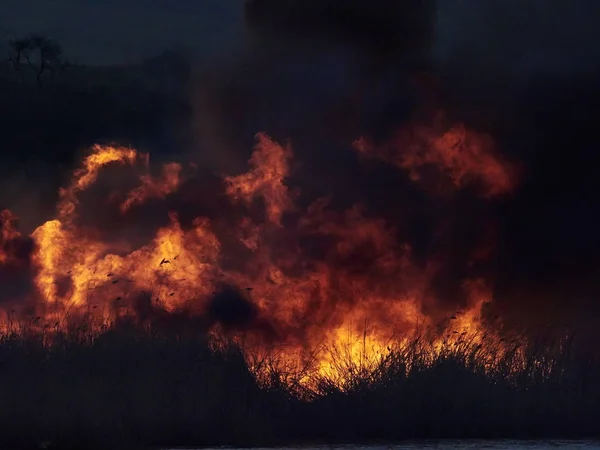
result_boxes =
[0,123,516,382]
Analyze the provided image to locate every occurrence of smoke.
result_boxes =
[206,284,258,329]
[432,1,600,329]
[187,0,600,333]
[1,0,598,349]
[205,284,279,343]
[0,210,35,304]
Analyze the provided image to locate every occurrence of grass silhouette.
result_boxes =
[0,318,599,449]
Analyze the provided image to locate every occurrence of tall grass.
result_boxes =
[0,320,599,449]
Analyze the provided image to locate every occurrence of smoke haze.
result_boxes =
[1,0,600,349]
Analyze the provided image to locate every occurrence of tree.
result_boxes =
[7,37,34,77]
[6,34,64,86]
[25,35,64,87]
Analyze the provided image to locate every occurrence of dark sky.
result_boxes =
[2,0,599,70]
[0,0,246,65]
[434,0,600,76]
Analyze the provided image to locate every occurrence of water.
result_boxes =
[193,443,600,450]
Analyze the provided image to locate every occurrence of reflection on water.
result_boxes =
[195,443,600,450]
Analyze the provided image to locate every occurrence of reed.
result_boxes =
[0,319,598,448]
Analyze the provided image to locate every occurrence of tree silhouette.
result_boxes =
[6,34,64,86]
[25,35,64,87]
[7,38,34,78]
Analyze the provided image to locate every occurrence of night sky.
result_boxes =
[0,0,246,65]
[1,0,599,70]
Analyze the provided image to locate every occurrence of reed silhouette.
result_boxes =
[0,318,599,449]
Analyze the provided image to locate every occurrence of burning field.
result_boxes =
[2,104,600,447]
[1,1,600,446]
[0,107,523,383]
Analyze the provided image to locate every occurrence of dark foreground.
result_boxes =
[199,443,600,450]
[200,444,600,450]
[1,324,600,449]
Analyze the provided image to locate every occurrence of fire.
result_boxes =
[225,132,295,225]
[0,209,21,265]
[0,126,514,383]
[120,162,182,213]
[353,112,516,197]
[58,144,139,218]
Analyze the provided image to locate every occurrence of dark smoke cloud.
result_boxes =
[206,284,258,330]
[2,1,597,334]
[429,1,600,328]
[0,230,35,305]
[189,0,600,330]
[205,284,280,342]
[244,0,434,64]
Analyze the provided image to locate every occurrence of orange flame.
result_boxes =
[354,114,516,197]
[120,162,182,213]
[0,209,21,265]
[0,128,508,382]
[225,132,295,225]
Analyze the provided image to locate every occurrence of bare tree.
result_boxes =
[7,38,34,79]
[6,34,64,86]
[25,35,64,87]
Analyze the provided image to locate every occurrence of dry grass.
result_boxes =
[0,318,598,448]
